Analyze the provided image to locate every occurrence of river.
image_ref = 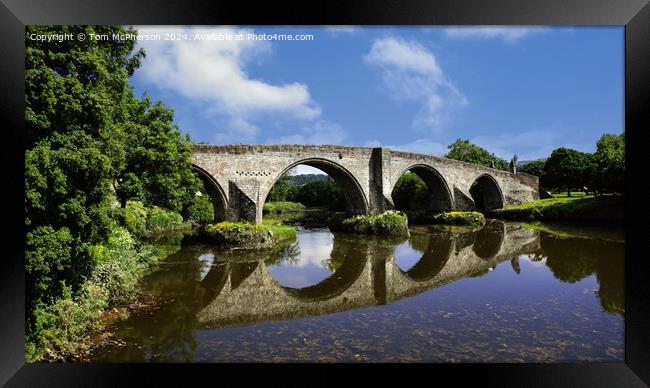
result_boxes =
[91,220,624,362]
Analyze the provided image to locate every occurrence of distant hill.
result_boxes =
[291,174,329,186]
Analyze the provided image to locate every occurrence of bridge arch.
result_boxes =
[470,173,504,212]
[191,164,228,222]
[472,219,506,260]
[391,164,453,213]
[398,235,453,282]
[262,158,369,217]
[280,256,368,302]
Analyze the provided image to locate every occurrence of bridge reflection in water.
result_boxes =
[195,221,539,329]
[93,221,624,362]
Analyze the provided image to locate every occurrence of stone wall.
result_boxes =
[191,144,539,223]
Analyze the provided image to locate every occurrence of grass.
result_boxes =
[330,210,409,236]
[490,194,623,222]
[263,201,306,214]
[430,211,486,227]
[201,221,297,249]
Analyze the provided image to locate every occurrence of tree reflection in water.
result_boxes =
[92,220,624,362]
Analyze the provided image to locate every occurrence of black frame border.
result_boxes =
[1,0,648,386]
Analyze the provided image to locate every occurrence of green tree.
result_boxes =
[544,147,594,196]
[293,179,345,210]
[115,96,201,213]
[267,169,295,202]
[520,160,547,188]
[391,172,430,211]
[444,139,510,171]
[24,25,202,354]
[593,133,624,194]
[25,25,144,315]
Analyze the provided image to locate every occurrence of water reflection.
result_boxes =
[93,220,624,362]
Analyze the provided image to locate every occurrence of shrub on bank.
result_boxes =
[201,221,297,249]
[430,211,486,227]
[115,201,188,236]
[184,195,215,224]
[26,225,164,362]
[146,206,185,233]
[330,210,409,236]
[263,201,306,214]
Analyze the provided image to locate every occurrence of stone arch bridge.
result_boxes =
[191,144,539,223]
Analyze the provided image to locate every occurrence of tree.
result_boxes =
[24,25,203,350]
[593,133,624,194]
[520,159,547,188]
[292,179,345,210]
[544,147,594,196]
[444,139,510,171]
[267,169,295,202]
[25,25,144,318]
[391,172,430,211]
[116,96,201,213]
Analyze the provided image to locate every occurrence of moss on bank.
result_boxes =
[330,210,409,236]
[430,211,486,227]
[490,195,623,222]
[200,221,297,249]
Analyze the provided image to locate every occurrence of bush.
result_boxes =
[25,225,162,361]
[146,206,184,233]
[201,221,297,249]
[331,211,409,236]
[430,211,486,227]
[184,194,214,224]
[122,200,148,237]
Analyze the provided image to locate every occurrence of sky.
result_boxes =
[129,26,624,175]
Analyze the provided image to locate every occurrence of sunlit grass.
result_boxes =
[492,194,623,222]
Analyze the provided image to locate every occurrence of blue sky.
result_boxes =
[130,26,623,174]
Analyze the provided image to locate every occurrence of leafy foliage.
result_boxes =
[331,211,409,236]
[289,179,345,210]
[431,211,486,227]
[116,97,202,212]
[444,139,510,171]
[266,170,294,202]
[520,159,547,187]
[593,133,624,194]
[391,172,431,211]
[183,194,215,223]
[24,25,201,360]
[202,221,297,248]
[544,148,595,196]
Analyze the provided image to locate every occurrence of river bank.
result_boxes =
[489,194,623,223]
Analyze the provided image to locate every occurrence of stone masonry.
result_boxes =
[191,144,539,223]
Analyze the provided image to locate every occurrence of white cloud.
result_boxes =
[135,26,321,142]
[444,26,548,43]
[364,37,467,135]
[267,120,348,145]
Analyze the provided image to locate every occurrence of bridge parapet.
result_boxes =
[191,144,539,223]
